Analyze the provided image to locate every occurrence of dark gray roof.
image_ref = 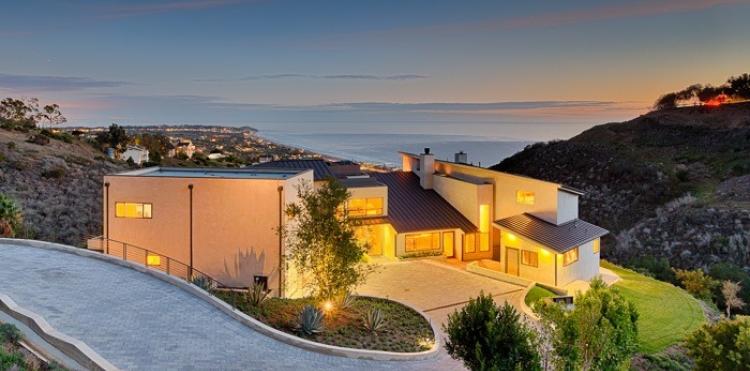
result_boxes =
[371,171,478,233]
[250,159,334,181]
[494,213,608,253]
[339,177,385,188]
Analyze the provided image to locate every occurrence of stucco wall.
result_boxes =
[499,230,557,286]
[556,191,579,225]
[104,172,313,295]
[557,239,600,286]
[432,174,492,227]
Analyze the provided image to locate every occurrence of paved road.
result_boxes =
[0,243,460,370]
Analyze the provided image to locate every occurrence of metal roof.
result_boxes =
[339,177,385,188]
[250,159,334,181]
[371,171,478,233]
[494,213,608,253]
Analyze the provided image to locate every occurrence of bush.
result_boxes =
[0,194,22,238]
[710,263,750,315]
[246,282,270,308]
[535,278,639,370]
[296,305,324,336]
[0,323,22,345]
[444,292,540,371]
[0,349,26,370]
[684,317,750,371]
[41,167,66,179]
[628,256,676,283]
[674,269,719,301]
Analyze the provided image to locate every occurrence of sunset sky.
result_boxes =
[1,0,749,133]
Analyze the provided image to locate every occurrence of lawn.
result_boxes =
[215,292,434,352]
[601,261,705,354]
[524,285,556,306]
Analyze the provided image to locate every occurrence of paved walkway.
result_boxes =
[358,259,525,328]
[0,243,459,370]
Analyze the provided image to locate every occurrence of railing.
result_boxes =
[85,236,243,308]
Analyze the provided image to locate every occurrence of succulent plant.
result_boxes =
[296,305,325,336]
[246,282,270,307]
[362,307,386,333]
[191,275,214,292]
[339,291,355,309]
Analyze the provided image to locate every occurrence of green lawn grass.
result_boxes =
[524,285,556,306]
[601,261,705,354]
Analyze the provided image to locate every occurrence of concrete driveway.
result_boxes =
[357,259,526,328]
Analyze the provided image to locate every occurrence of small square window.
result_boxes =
[521,251,538,267]
[563,247,579,266]
[516,191,535,205]
[254,275,268,291]
[146,254,161,267]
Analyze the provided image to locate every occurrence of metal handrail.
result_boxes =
[86,236,243,308]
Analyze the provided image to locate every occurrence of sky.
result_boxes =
[1,0,749,138]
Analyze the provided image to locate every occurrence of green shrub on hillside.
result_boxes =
[0,194,23,237]
[674,269,719,301]
[684,317,750,371]
[710,263,750,315]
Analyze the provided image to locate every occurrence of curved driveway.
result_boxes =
[0,242,459,370]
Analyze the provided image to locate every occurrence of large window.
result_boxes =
[593,239,600,254]
[115,202,152,219]
[516,191,535,205]
[347,197,384,217]
[563,247,579,266]
[405,232,440,252]
[521,250,538,267]
[478,205,490,252]
[464,234,476,253]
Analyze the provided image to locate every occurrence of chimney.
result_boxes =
[419,147,435,189]
[454,151,468,164]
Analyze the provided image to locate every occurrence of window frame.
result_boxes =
[405,232,441,253]
[346,197,384,217]
[114,202,153,219]
[516,191,536,205]
[521,250,539,267]
[563,247,579,266]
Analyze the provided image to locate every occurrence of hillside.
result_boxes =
[492,102,750,270]
[0,129,126,245]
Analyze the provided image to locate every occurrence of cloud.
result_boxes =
[0,73,129,92]
[99,0,254,18]
[195,73,428,82]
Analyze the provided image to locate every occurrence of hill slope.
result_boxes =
[0,129,126,245]
[492,102,750,269]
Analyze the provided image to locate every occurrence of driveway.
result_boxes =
[357,259,526,328]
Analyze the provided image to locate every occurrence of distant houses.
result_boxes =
[121,145,150,165]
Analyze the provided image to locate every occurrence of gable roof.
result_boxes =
[494,213,608,253]
[371,171,478,233]
[250,159,334,181]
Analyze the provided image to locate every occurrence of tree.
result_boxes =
[444,292,541,371]
[0,193,22,238]
[96,123,130,153]
[36,103,67,128]
[728,73,750,99]
[721,281,745,318]
[282,179,370,299]
[674,269,719,300]
[0,98,36,130]
[684,317,750,371]
[535,278,639,371]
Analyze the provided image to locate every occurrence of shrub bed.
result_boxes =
[215,292,434,353]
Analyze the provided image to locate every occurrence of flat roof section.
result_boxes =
[339,177,385,188]
[112,167,307,180]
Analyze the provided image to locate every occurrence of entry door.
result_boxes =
[442,232,454,258]
[506,248,520,276]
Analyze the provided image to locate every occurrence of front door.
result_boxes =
[442,232,454,258]
[506,247,519,276]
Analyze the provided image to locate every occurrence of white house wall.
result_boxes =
[556,191,579,225]
[557,239,600,287]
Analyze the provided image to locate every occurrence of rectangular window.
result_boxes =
[347,197,384,217]
[115,202,152,219]
[521,250,538,267]
[405,232,441,252]
[516,191,535,205]
[563,247,579,266]
[465,234,476,253]
[254,275,268,291]
[478,205,490,252]
[593,239,600,254]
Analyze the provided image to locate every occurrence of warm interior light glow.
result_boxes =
[516,191,535,205]
[506,233,517,242]
[146,254,161,266]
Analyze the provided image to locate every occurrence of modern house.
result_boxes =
[90,149,607,297]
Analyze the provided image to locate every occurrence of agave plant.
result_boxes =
[246,282,270,307]
[362,307,386,333]
[296,305,324,336]
[191,275,215,292]
[339,291,355,309]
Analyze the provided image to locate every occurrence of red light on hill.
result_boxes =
[705,93,729,107]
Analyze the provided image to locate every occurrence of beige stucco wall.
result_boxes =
[434,161,562,224]
[103,171,313,296]
[499,229,557,286]
[432,174,493,227]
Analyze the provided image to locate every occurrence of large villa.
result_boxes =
[90,149,608,297]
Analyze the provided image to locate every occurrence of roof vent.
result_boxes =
[424,147,431,155]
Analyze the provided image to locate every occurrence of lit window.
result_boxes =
[563,247,579,266]
[146,254,161,266]
[465,234,476,253]
[593,239,600,254]
[347,197,384,217]
[516,191,535,205]
[115,202,152,219]
[405,232,441,252]
[521,251,538,267]
[478,205,490,252]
